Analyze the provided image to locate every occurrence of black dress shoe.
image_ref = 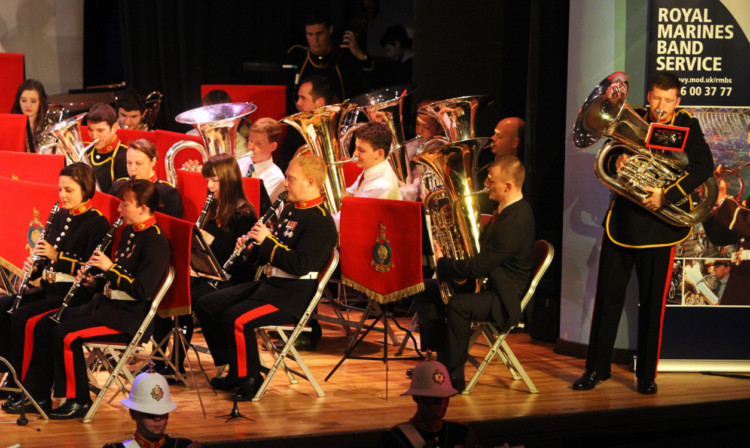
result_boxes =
[450,376,466,392]
[636,378,658,395]
[2,397,51,415]
[210,375,235,391]
[49,400,91,420]
[572,370,611,390]
[232,375,264,402]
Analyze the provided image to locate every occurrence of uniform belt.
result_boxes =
[42,268,75,284]
[103,284,137,301]
[268,267,318,280]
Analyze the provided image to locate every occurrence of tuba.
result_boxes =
[282,105,350,214]
[573,72,718,227]
[418,95,492,143]
[412,138,492,303]
[165,102,256,185]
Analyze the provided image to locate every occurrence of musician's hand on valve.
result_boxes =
[615,154,630,171]
[717,178,729,207]
[88,249,113,272]
[340,30,367,61]
[249,222,271,244]
[642,187,665,210]
[433,244,444,262]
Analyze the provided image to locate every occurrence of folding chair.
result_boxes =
[463,240,554,394]
[82,266,175,422]
[253,249,339,401]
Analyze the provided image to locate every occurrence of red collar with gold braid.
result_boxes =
[147,172,159,183]
[132,432,166,448]
[97,137,122,154]
[295,196,324,209]
[70,200,93,216]
[133,216,157,232]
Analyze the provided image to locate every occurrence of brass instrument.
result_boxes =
[165,102,257,186]
[142,91,163,130]
[211,191,288,288]
[418,95,492,142]
[283,106,349,214]
[8,201,61,314]
[573,72,718,227]
[50,217,123,324]
[38,112,99,167]
[412,138,492,303]
[196,192,214,228]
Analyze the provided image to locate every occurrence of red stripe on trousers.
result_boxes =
[654,245,676,379]
[234,304,278,378]
[63,326,123,398]
[21,309,59,381]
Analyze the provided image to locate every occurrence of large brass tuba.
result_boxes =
[165,102,256,185]
[282,104,349,214]
[573,72,718,227]
[412,138,492,303]
[38,112,98,166]
[418,95,492,143]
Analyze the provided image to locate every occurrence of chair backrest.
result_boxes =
[0,113,28,152]
[136,266,175,341]
[519,240,554,311]
[0,54,24,114]
[299,249,339,324]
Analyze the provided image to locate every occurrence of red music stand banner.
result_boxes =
[154,212,193,318]
[0,152,64,184]
[0,113,29,152]
[340,197,424,303]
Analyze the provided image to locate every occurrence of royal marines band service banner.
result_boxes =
[647,0,750,370]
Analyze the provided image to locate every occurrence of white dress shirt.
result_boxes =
[238,157,285,202]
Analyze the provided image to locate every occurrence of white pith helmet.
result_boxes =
[402,360,458,397]
[120,372,177,415]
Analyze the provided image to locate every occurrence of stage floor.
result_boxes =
[4,303,750,447]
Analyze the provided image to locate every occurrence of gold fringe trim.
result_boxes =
[157,305,192,319]
[341,275,425,304]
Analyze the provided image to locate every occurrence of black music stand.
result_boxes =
[0,267,17,296]
[190,227,228,282]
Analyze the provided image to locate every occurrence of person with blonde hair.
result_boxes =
[237,117,285,202]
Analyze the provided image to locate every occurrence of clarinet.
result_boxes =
[210,191,288,287]
[49,216,124,324]
[196,192,214,228]
[8,202,62,314]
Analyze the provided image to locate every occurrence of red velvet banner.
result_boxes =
[0,152,65,183]
[0,114,29,152]
[0,54,24,114]
[153,212,193,317]
[340,197,424,303]
[176,170,262,224]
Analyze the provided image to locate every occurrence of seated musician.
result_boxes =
[0,163,109,400]
[399,101,445,201]
[9,79,49,152]
[154,153,258,379]
[115,87,147,130]
[237,118,286,202]
[412,156,534,391]
[110,138,184,218]
[86,103,129,193]
[193,153,338,400]
[491,117,525,160]
[4,180,170,419]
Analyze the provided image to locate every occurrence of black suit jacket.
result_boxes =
[437,198,535,329]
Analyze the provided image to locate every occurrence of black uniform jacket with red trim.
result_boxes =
[110,176,184,219]
[436,198,535,330]
[87,219,170,335]
[32,202,110,304]
[246,197,338,320]
[203,202,257,283]
[86,138,128,194]
[604,106,714,248]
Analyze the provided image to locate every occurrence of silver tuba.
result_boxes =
[282,105,349,214]
[38,112,98,166]
[573,72,718,227]
[165,102,256,185]
[412,138,492,303]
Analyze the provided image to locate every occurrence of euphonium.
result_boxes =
[573,72,718,227]
[282,105,349,214]
[165,102,256,186]
[418,95,492,143]
[412,138,492,303]
[38,112,99,166]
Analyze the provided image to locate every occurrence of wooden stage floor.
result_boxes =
[4,303,750,447]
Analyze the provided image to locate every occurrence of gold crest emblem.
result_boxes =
[151,384,164,401]
[25,208,43,251]
[371,222,394,272]
[432,369,445,385]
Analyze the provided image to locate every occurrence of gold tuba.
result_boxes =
[38,112,98,166]
[282,105,349,214]
[573,72,718,227]
[165,102,256,185]
[418,95,492,143]
[412,138,492,303]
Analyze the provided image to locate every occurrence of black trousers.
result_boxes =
[586,236,675,380]
[194,281,296,379]
[413,279,504,381]
[0,289,46,370]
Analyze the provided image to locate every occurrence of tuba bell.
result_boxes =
[573,72,718,227]
[38,112,98,166]
[412,138,492,303]
[165,102,256,185]
[282,104,349,214]
[418,95,493,143]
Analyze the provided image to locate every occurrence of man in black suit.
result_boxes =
[414,156,534,390]
[573,72,714,394]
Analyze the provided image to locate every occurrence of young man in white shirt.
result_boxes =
[237,118,285,202]
[347,121,402,200]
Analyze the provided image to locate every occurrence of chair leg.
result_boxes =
[84,342,142,423]
[499,340,538,393]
